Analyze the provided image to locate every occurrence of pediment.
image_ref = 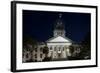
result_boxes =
[47,36,72,43]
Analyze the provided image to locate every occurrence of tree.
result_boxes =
[43,46,51,61]
[81,32,91,59]
[69,45,74,54]
[43,46,49,54]
[23,36,38,51]
[23,36,38,62]
[68,45,82,60]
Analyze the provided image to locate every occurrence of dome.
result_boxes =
[55,20,65,30]
[53,14,66,37]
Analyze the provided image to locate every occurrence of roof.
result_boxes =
[46,36,74,43]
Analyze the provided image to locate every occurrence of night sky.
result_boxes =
[23,10,91,43]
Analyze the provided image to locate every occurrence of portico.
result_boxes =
[47,36,72,60]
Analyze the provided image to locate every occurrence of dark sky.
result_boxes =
[23,10,91,43]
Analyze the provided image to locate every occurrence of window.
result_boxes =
[35,54,37,58]
[35,48,37,52]
[59,47,61,51]
[40,54,42,58]
[58,53,61,58]
[40,48,43,52]
[54,47,56,51]
[63,47,64,51]
[50,47,52,50]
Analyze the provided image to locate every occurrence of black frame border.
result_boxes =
[11,1,98,72]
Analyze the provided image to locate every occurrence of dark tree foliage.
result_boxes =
[80,32,91,59]
[69,45,75,54]
[68,32,91,60]
[43,46,51,61]
[43,46,49,54]
[23,36,38,62]
[68,45,81,60]
[23,36,38,51]
[42,57,52,62]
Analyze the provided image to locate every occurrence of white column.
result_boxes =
[67,46,71,56]
[52,46,55,59]
[37,46,40,61]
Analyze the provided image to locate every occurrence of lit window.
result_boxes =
[66,49,69,52]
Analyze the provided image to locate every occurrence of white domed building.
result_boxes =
[46,14,73,60]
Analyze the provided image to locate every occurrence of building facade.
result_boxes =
[23,43,46,62]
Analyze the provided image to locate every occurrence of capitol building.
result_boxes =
[23,14,81,62]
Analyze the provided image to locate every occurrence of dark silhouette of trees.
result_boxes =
[43,46,49,54]
[23,36,38,62]
[68,45,81,60]
[80,32,91,59]
[23,36,38,50]
[43,46,51,61]
[68,32,91,60]
[69,45,75,54]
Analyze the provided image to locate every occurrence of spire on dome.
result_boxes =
[59,13,62,18]
[55,13,64,30]
[53,13,66,37]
